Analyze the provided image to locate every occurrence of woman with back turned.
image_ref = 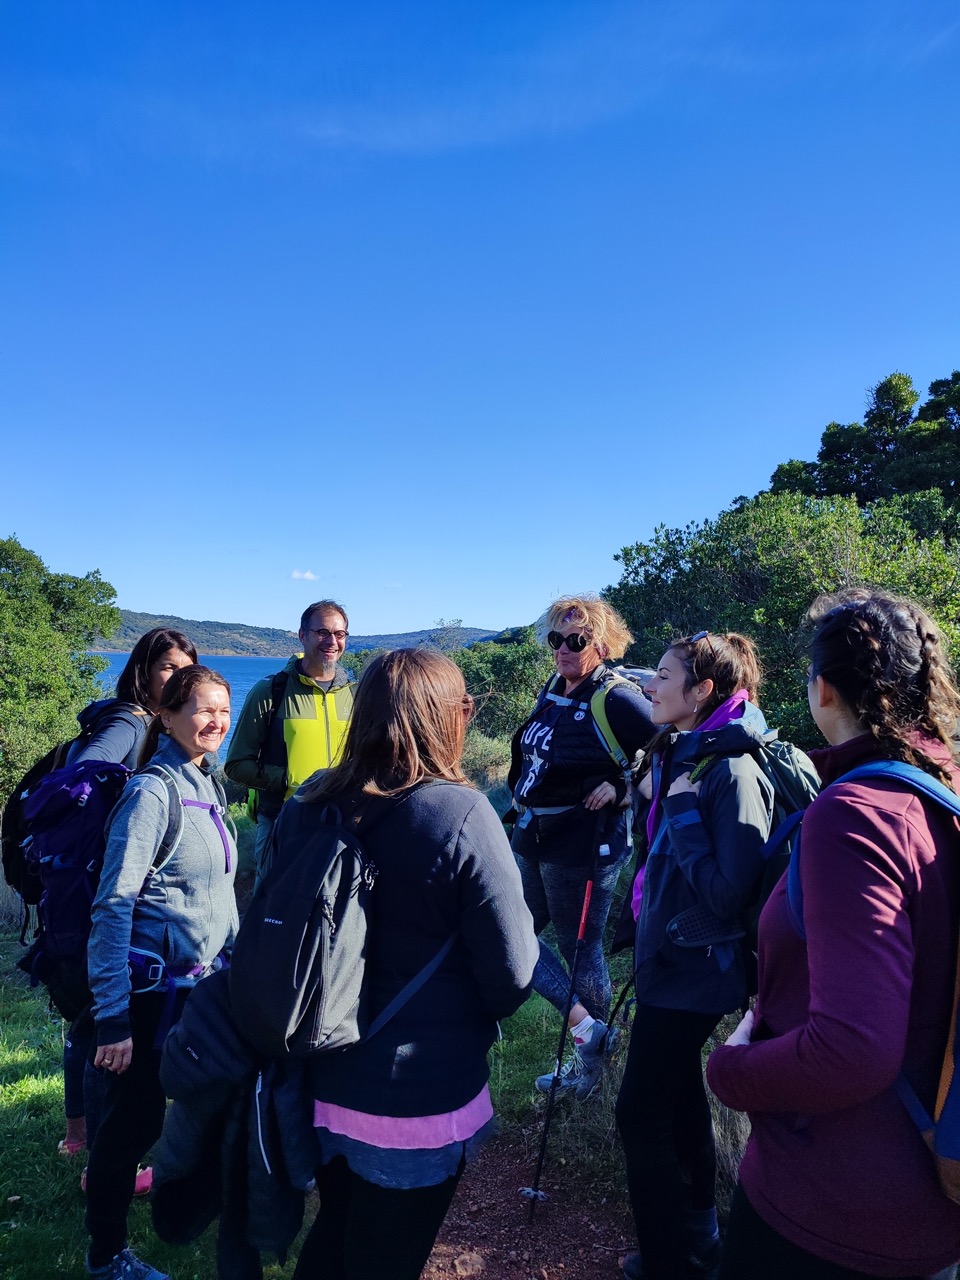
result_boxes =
[276,648,537,1280]
[709,591,960,1280]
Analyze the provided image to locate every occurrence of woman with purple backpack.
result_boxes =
[83,664,237,1280]
[60,628,196,1171]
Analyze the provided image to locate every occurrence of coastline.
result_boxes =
[93,649,296,658]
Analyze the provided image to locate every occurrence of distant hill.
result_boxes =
[99,610,498,656]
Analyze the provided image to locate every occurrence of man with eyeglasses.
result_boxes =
[225,599,355,886]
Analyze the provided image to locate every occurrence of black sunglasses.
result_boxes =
[547,630,590,653]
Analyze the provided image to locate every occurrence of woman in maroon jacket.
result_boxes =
[707,589,960,1280]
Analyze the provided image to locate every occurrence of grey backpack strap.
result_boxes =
[137,763,185,878]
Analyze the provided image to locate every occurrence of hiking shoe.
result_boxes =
[574,1021,619,1099]
[534,1021,619,1100]
[81,1166,153,1197]
[621,1237,721,1280]
[621,1253,642,1280]
[534,1043,586,1096]
[86,1247,170,1279]
[689,1236,721,1278]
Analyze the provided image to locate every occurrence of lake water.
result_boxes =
[93,652,287,756]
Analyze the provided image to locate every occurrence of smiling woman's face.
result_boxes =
[162,682,231,764]
[645,649,703,730]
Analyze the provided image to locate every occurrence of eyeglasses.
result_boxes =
[308,629,348,643]
[547,630,590,653]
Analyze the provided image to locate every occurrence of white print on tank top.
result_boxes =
[517,719,553,800]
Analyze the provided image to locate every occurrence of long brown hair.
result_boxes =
[138,665,231,766]
[298,649,472,801]
[808,589,960,784]
[117,627,198,709]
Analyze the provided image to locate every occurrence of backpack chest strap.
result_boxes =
[181,798,233,872]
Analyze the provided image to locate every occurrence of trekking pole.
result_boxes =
[519,810,614,1221]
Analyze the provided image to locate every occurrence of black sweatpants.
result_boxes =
[292,1155,463,1280]
[615,1004,723,1280]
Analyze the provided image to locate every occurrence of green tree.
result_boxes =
[769,458,818,496]
[770,370,960,513]
[0,536,119,804]
[605,491,960,748]
[453,626,553,740]
[428,618,468,652]
[339,647,386,681]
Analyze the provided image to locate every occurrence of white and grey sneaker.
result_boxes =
[534,1021,619,1100]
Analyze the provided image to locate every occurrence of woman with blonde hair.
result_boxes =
[509,594,655,1100]
[273,648,537,1280]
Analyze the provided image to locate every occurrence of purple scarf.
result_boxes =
[644,689,750,846]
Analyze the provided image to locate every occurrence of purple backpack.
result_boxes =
[16,760,181,1020]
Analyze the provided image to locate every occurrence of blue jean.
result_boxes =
[514,850,626,1022]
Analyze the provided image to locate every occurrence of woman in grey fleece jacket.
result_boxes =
[83,665,237,1280]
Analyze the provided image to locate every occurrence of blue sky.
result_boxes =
[2,1,958,635]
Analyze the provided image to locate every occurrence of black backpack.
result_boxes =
[16,761,183,1020]
[656,733,821,997]
[229,787,455,1057]
[245,669,288,820]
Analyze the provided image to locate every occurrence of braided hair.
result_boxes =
[808,589,960,784]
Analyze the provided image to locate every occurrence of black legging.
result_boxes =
[615,1004,723,1280]
[292,1155,462,1280]
[719,1184,954,1280]
[85,991,187,1268]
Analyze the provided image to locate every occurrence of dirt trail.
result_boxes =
[422,1137,634,1280]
